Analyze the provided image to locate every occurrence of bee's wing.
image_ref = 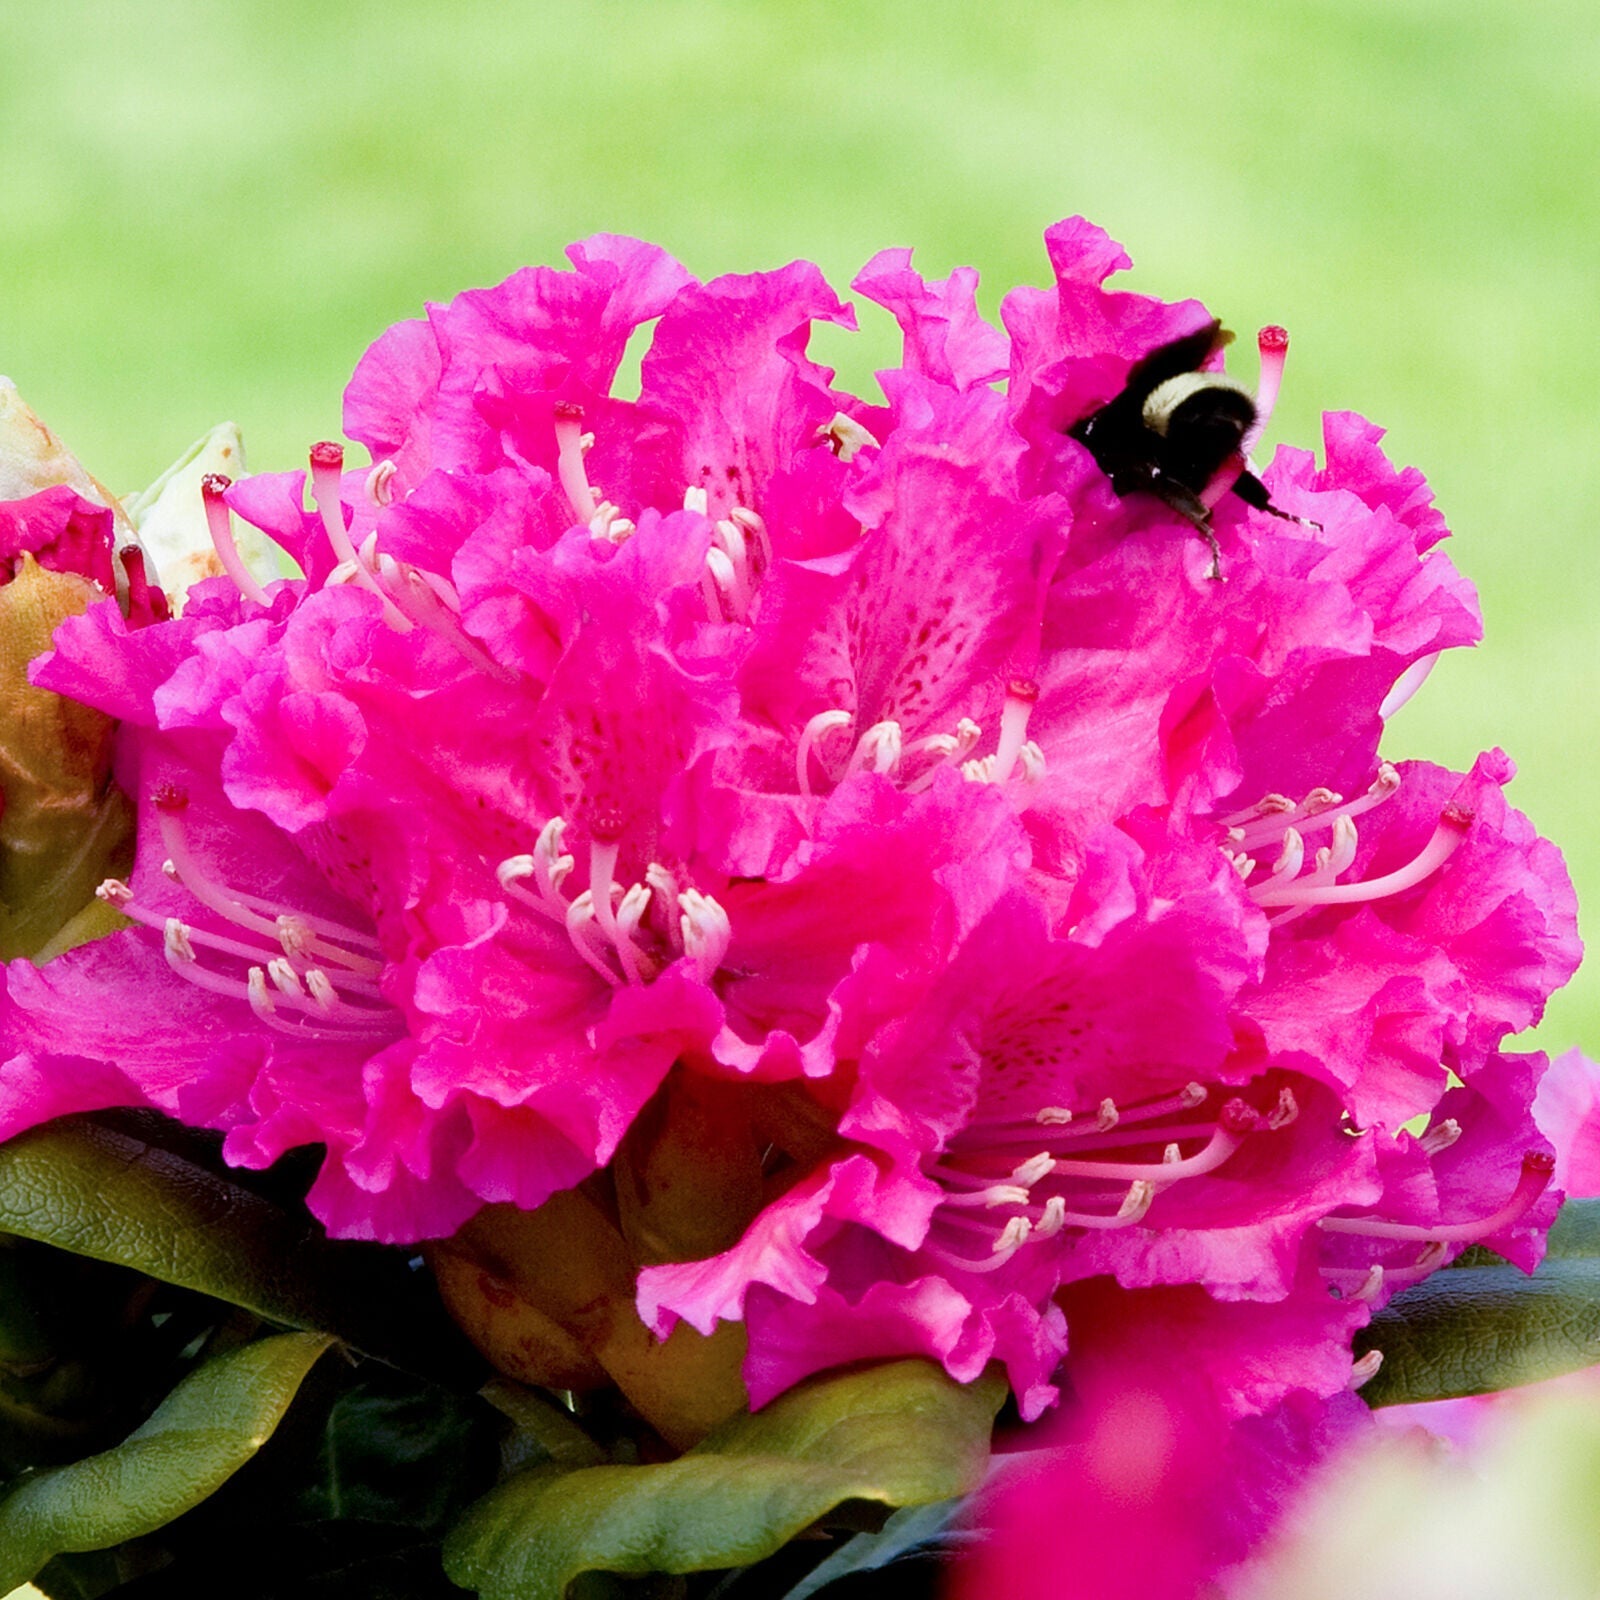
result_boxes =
[1122,319,1229,396]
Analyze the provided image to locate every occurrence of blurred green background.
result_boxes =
[0,0,1594,1054]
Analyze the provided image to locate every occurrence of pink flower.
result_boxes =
[0,483,167,623]
[1534,1048,1600,1198]
[0,241,1021,1244]
[0,220,1582,1441]
[951,1289,1373,1600]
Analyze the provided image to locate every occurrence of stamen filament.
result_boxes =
[845,720,903,779]
[155,803,381,975]
[729,508,772,573]
[565,894,622,986]
[796,710,852,796]
[1252,806,1471,908]
[1051,1126,1241,1182]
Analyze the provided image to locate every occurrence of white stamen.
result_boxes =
[1254,807,1471,910]
[993,1215,1032,1253]
[683,486,709,515]
[498,855,536,890]
[1267,828,1305,885]
[729,507,772,573]
[1350,1350,1384,1389]
[1267,1087,1299,1130]
[645,863,684,952]
[536,818,575,896]
[941,1184,1033,1209]
[678,889,732,981]
[1350,1265,1386,1304]
[796,709,853,796]
[1010,1152,1055,1187]
[846,720,903,778]
[613,882,657,986]
[365,459,398,507]
[1326,813,1359,876]
[304,969,338,1012]
[1052,1125,1243,1183]
[565,893,621,986]
[817,413,879,461]
[1016,741,1047,787]
[276,915,316,959]
[705,545,743,618]
[267,957,306,997]
[589,501,636,544]
[1419,1118,1462,1157]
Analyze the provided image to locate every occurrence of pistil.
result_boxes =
[553,402,598,523]
[990,678,1040,785]
[309,443,413,632]
[1241,325,1289,457]
[1318,1151,1554,1243]
[201,474,272,607]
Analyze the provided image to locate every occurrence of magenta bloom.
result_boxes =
[0,221,1581,1436]
[0,482,167,623]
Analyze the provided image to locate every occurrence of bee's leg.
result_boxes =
[1231,469,1322,530]
[1192,518,1224,582]
[1151,479,1225,581]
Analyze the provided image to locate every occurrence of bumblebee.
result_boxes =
[1068,320,1306,577]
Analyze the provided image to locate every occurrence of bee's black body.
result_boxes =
[1068,320,1302,574]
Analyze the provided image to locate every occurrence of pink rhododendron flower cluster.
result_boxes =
[0,221,1581,1432]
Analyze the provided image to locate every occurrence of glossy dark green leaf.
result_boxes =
[1359,1202,1600,1407]
[0,1115,468,1377]
[444,1360,1004,1600]
[0,1331,332,1591]
[291,1369,496,1533]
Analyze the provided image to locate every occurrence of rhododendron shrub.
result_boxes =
[0,221,1582,1475]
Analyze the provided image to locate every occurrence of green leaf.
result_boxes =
[0,1114,472,1379]
[443,1360,1004,1600]
[1359,1201,1600,1406]
[0,1331,332,1591]
[290,1368,496,1534]
[778,1498,974,1600]
[1545,1196,1600,1258]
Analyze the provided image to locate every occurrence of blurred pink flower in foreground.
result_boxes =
[0,222,1581,1441]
